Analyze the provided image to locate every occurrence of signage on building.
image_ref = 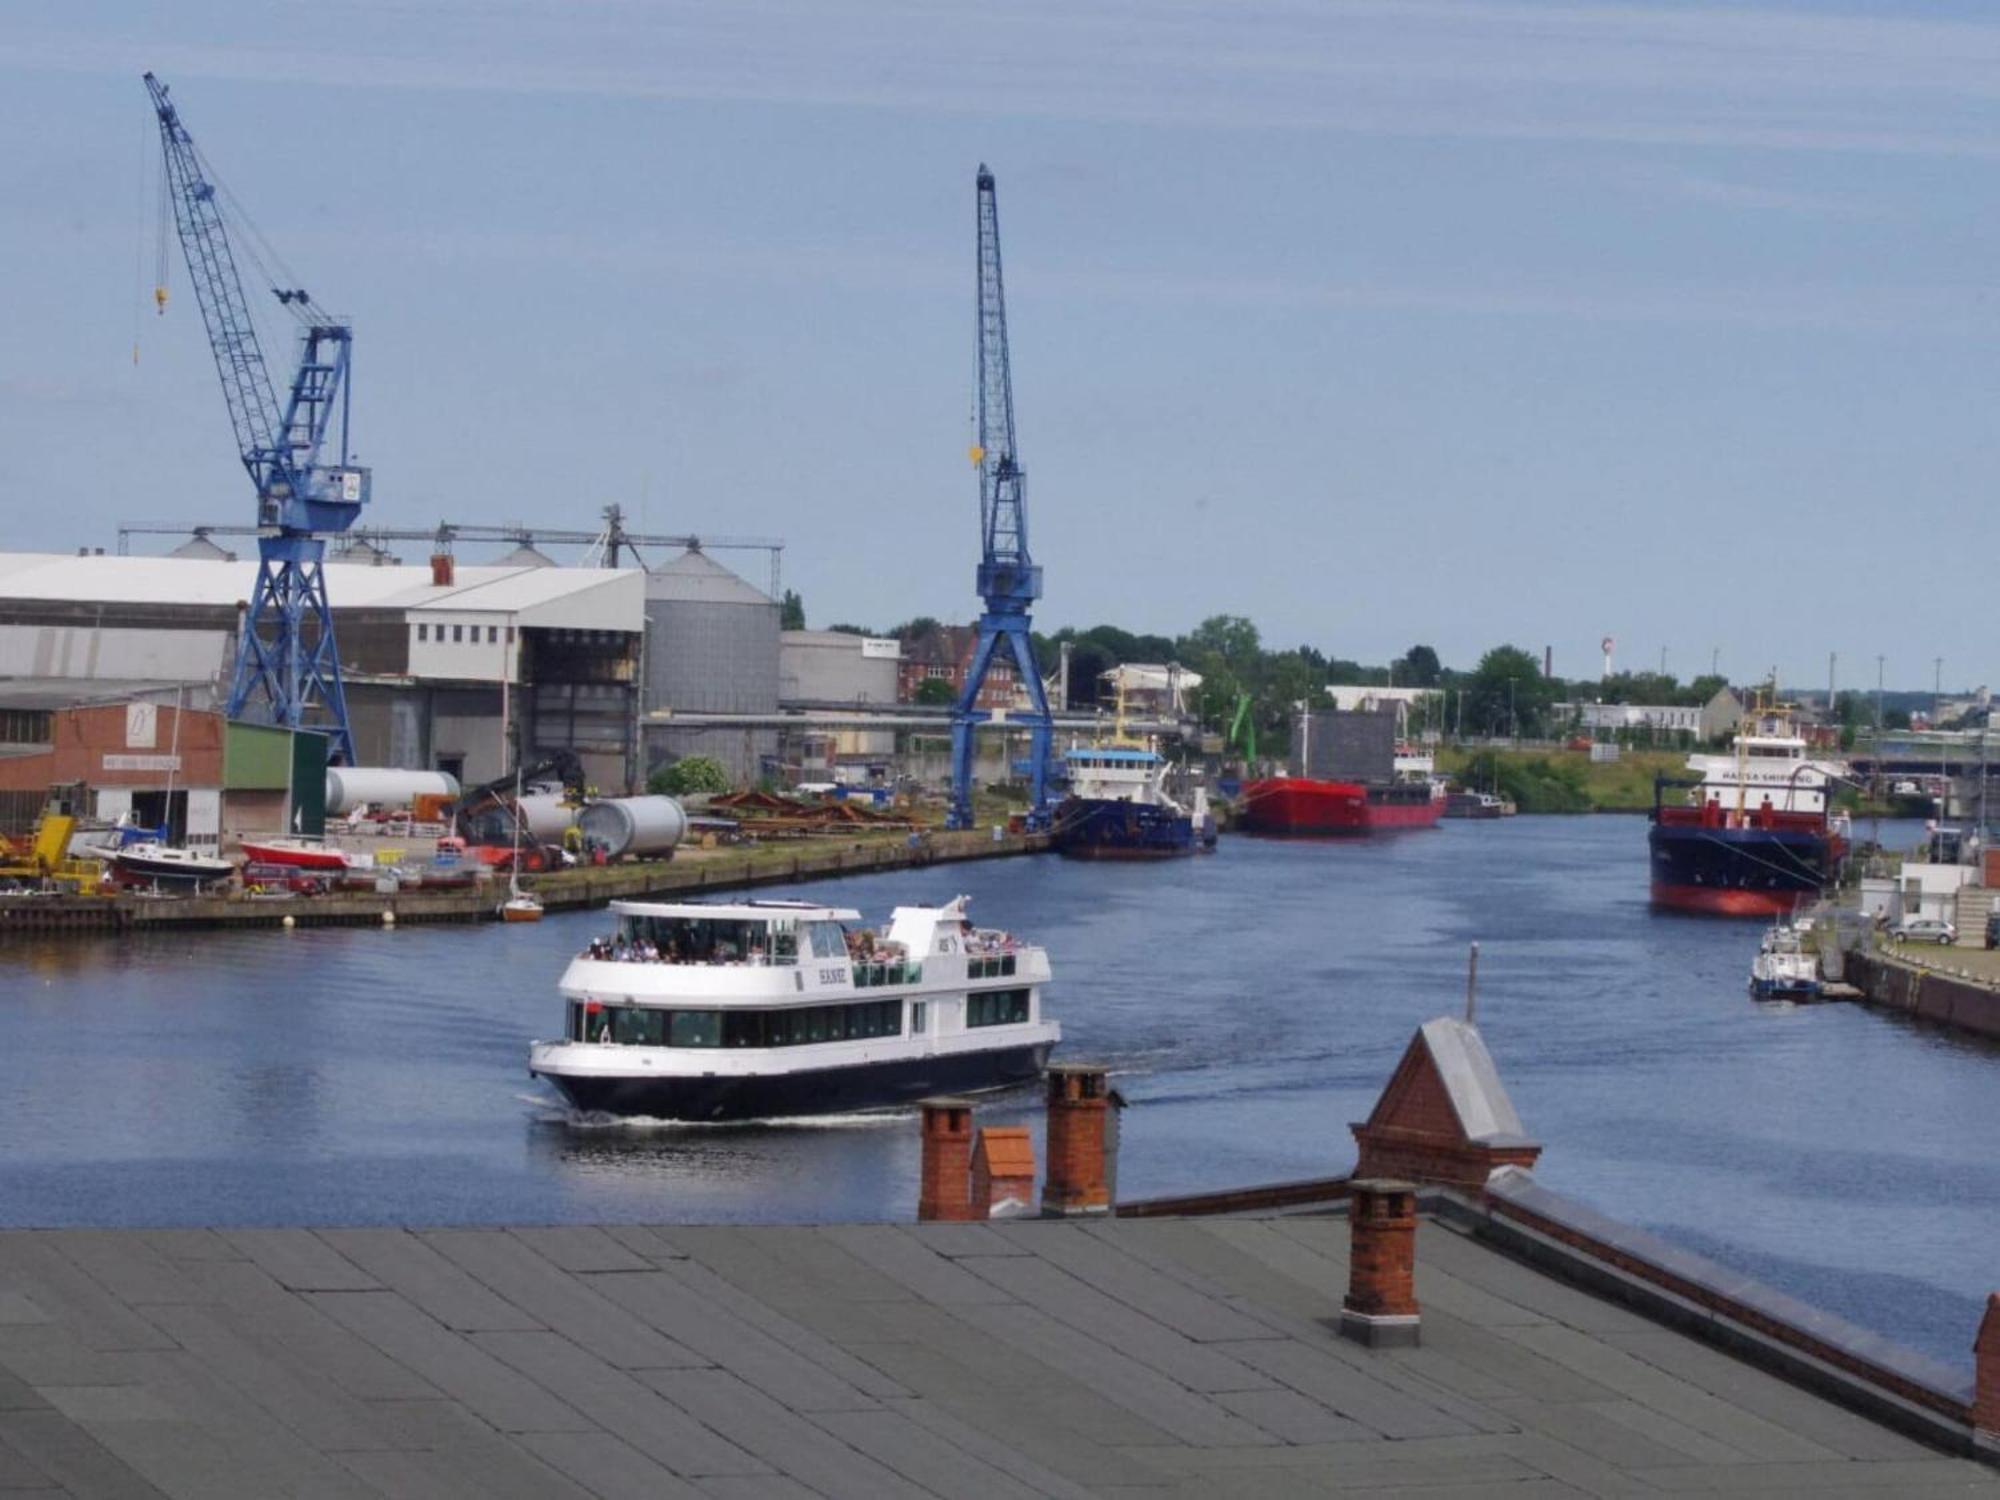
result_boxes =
[861,637,900,660]
[126,702,157,748]
[102,754,181,772]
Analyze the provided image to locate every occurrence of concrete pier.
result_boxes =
[0,830,1048,936]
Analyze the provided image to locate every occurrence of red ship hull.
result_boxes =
[1649,883,1808,918]
[1239,778,1443,836]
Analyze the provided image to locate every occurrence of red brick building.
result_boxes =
[896,625,1023,711]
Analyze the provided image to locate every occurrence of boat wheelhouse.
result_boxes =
[528,895,1058,1120]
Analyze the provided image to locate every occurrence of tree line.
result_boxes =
[804,599,1737,749]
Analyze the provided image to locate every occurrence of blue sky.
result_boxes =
[4,0,1999,692]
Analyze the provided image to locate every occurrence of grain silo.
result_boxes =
[642,548,779,786]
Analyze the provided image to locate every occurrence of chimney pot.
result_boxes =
[917,1097,977,1222]
[1041,1062,1111,1216]
[1339,1178,1421,1348]
[431,552,455,587]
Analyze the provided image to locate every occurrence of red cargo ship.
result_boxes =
[1239,777,1443,835]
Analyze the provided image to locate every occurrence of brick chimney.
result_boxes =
[430,552,455,587]
[1041,1063,1111,1216]
[1976,1292,2000,1451]
[972,1126,1036,1219]
[917,1097,976,1222]
[1352,1018,1542,1191]
[1339,1179,1420,1348]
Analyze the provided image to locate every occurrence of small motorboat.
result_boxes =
[112,840,235,889]
[1749,921,1821,1000]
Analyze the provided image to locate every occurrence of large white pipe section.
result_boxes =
[514,794,580,843]
[578,796,687,858]
[325,768,461,815]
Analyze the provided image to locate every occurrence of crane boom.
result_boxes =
[949,165,1054,830]
[145,72,366,763]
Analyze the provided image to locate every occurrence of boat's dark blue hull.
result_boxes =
[1052,797,1197,860]
[1648,820,1839,917]
[536,1041,1052,1121]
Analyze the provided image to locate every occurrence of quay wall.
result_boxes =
[1845,950,2000,1042]
[0,830,1049,936]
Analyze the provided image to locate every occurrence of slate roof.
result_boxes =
[0,1216,1986,1498]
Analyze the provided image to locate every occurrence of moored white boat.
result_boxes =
[1749,921,1821,1000]
[528,895,1058,1120]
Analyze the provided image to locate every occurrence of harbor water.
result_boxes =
[2,815,1995,1370]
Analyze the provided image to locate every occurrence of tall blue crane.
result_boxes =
[949,165,1054,830]
[145,72,367,764]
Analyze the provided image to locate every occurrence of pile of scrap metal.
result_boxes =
[708,790,920,837]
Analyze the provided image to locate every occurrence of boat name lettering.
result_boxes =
[818,966,847,985]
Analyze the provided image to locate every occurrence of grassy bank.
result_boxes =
[1434,746,1686,813]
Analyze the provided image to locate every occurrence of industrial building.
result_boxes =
[0,699,324,844]
[778,630,902,780]
[0,551,644,793]
[642,549,780,784]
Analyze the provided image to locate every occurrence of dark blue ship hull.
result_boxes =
[1052,797,1198,860]
[1648,820,1840,917]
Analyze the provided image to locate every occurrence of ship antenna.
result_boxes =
[1464,941,1480,1025]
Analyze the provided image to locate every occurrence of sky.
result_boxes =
[4,0,1999,693]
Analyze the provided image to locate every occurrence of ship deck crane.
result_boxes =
[145,72,367,764]
[949,165,1055,830]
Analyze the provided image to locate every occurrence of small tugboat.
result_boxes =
[529,895,1057,1119]
[1749,920,1821,1000]
[1051,688,1213,859]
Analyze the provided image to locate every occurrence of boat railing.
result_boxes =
[968,953,1018,980]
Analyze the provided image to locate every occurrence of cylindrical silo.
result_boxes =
[578,796,687,858]
[325,768,461,815]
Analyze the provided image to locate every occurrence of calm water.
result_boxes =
[3,816,1996,1369]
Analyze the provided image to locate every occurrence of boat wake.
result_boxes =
[519,1093,914,1132]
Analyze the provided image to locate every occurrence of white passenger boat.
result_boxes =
[528,895,1059,1120]
[1749,921,1821,1000]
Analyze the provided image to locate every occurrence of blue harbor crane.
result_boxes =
[145,72,367,764]
[949,165,1055,831]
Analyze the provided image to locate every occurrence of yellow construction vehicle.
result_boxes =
[0,790,107,895]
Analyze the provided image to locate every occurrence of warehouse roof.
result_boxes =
[0,552,643,629]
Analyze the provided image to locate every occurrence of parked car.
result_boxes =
[1890,916,1957,945]
[1985,911,2000,950]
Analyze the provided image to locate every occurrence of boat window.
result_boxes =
[715,1001,903,1048]
[966,988,1031,1028]
[668,1010,723,1048]
[615,1007,665,1046]
[805,920,849,960]
[911,1001,927,1035]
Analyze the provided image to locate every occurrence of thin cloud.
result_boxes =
[10,0,2000,160]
